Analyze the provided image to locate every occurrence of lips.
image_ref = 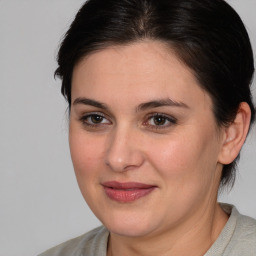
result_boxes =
[102,181,157,202]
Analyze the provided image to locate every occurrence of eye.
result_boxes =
[88,115,104,124]
[150,115,168,126]
[145,113,177,129]
[80,113,111,127]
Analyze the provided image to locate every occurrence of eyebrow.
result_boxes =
[73,97,189,111]
[73,97,109,110]
[136,98,189,112]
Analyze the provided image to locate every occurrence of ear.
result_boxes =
[218,102,251,165]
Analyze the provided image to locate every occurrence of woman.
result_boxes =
[39,0,256,255]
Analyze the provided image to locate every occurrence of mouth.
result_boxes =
[102,181,157,203]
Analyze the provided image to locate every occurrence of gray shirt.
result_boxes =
[38,204,256,256]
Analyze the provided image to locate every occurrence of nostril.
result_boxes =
[104,130,145,172]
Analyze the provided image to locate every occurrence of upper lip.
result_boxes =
[102,181,156,189]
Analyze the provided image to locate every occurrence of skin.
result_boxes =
[69,41,250,256]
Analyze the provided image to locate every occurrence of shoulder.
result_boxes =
[206,204,256,256]
[38,226,109,256]
[224,205,256,255]
[233,210,256,245]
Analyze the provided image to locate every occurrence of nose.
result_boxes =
[105,126,145,172]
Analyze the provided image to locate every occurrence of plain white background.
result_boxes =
[0,1,255,255]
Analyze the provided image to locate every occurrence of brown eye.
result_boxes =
[153,116,167,126]
[90,115,104,124]
[80,113,111,127]
[145,113,177,130]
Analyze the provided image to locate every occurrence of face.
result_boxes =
[69,41,224,238]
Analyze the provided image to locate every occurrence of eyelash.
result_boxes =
[144,113,177,130]
[79,112,111,128]
[79,112,177,130]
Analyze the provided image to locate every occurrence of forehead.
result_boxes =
[73,40,191,81]
[71,40,211,110]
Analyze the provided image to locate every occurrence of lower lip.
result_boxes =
[103,187,156,202]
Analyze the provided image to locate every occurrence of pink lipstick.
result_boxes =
[102,181,156,202]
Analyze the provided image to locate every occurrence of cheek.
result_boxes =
[69,129,105,180]
[69,130,107,210]
[148,137,199,173]
[146,130,219,186]
[146,132,221,218]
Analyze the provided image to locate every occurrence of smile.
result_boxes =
[102,181,157,203]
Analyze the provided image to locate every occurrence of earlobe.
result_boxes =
[218,102,251,165]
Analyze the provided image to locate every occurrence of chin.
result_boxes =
[107,224,155,238]
[101,211,159,237]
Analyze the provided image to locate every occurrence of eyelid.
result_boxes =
[79,111,112,125]
[78,111,177,131]
[143,112,177,129]
[80,111,105,119]
[145,112,177,121]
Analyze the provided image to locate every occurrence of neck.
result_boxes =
[107,202,228,256]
